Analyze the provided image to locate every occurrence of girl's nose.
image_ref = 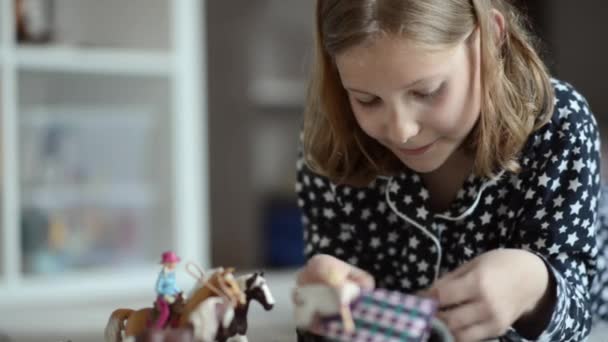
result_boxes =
[386,105,420,145]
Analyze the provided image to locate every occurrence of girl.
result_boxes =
[295,0,606,341]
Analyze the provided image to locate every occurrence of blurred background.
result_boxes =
[0,0,606,341]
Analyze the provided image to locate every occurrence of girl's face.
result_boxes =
[335,32,481,174]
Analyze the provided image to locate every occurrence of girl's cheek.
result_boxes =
[354,112,381,139]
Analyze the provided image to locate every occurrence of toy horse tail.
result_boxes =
[105,308,133,342]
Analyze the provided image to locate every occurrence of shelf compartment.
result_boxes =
[18,104,173,276]
[16,45,172,76]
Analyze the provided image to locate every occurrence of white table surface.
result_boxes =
[1,269,607,341]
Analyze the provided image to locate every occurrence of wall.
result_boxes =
[206,1,313,268]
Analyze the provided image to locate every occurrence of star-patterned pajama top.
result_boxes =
[296,79,604,341]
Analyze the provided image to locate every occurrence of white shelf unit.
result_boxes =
[16,45,173,76]
[0,0,209,307]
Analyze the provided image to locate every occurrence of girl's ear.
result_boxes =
[491,9,506,47]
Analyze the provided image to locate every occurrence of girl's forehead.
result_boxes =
[338,34,458,68]
[336,35,461,88]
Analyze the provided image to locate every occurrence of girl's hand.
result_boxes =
[420,249,553,342]
[296,254,375,290]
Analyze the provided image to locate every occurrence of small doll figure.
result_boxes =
[152,251,182,329]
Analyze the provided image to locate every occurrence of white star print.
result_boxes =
[320,237,330,248]
[525,188,536,199]
[339,231,351,241]
[570,99,581,112]
[551,179,560,191]
[417,275,429,286]
[555,82,568,91]
[417,261,429,272]
[388,231,399,243]
[498,188,508,198]
[548,244,560,254]
[343,202,353,215]
[570,201,582,215]
[417,206,429,220]
[323,208,335,219]
[535,208,547,220]
[538,173,551,187]
[361,208,371,220]
[554,195,565,207]
[464,247,473,257]
[409,236,420,249]
[419,188,429,200]
[480,212,492,225]
[323,191,335,202]
[558,106,572,119]
[566,233,579,246]
[569,179,582,192]
[390,182,400,193]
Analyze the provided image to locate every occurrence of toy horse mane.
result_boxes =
[179,267,243,326]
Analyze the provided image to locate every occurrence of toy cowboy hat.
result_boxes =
[160,251,181,264]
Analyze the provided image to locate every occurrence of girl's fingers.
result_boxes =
[452,320,499,342]
[347,266,375,290]
[418,262,476,299]
[297,254,363,287]
[433,268,479,309]
[437,300,487,332]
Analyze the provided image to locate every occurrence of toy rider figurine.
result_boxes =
[152,251,182,329]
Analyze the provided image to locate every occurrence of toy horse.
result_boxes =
[105,268,245,342]
[189,296,237,342]
[293,279,361,333]
[214,272,276,342]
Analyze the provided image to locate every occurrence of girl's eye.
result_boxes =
[413,83,445,101]
[356,97,381,107]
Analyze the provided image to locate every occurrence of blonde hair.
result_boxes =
[303,0,554,186]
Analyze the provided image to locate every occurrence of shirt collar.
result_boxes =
[385,167,503,230]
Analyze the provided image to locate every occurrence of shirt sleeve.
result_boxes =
[297,157,342,259]
[294,157,353,342]
[504,89,601,341]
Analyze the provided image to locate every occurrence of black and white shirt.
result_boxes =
[296,79,603,341]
